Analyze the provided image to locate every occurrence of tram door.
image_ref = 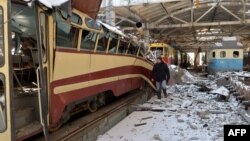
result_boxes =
[0,1,15,140]
[35,5,50,140]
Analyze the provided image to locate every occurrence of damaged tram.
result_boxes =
[0,0,155,140]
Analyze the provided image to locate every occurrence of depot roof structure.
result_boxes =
[100,0,250,51]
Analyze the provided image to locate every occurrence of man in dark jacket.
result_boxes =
[152,57,170,99]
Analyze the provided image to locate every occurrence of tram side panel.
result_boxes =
[50,50,154,125]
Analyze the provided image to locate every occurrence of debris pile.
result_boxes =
[168,65,196,84]
[97,70,249,141]
[216,71,250,123]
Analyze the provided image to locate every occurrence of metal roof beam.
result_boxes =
[123,20,250,30]
[160,3,175,24]
[171,15,188,24]
[116,16,136,24]
[191,0,194,24]
[169,32,250,38]
[220,4,241,21]
[126,7,143,21]
[233,25,249,33]
[144,11,165,20]
[101,0,185,7]
[195,5,216,23]
[152,1,244,25]
[166,28,180,35]
[115,19,124,25]
[175,39,221,44]
[178,44,212,47]
[243,0,246,23]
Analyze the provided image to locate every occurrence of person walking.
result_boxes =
[152,57,170,99]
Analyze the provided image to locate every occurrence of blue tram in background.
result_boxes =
[208,38,243,73]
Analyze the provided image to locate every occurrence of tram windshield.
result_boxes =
[0,7,6,132]
[0,74,6,132]
[150,47,163,56]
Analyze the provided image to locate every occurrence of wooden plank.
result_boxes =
[134,123,147,127]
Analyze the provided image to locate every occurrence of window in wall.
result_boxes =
[56,12,79,48]
[233,51,239,58]
[220,51,226,58]
[0,8,4,67]
[81,30,97,50]
[108,33,118,53]
[212,51,215,58]
[118,40,128,54]
[0,74,6,132]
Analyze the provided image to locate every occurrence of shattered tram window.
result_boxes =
[0,7,4,67]
[85,18,102,30]
[56,11,80,48]
[0,74,6,132]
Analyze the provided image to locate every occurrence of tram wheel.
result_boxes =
[49,120,63,132]
[87,99,98,113]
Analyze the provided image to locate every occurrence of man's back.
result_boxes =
[152,62,169,82]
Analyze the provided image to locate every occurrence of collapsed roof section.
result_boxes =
[71,0,103,19]
[23,0,103,19]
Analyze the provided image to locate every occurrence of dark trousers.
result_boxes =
[156,80,167,99]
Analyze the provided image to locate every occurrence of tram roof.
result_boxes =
[18,0,102,19]
[149,43,170,48]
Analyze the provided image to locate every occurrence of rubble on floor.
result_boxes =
[97,70,249,141]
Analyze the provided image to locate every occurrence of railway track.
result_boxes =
[31,89,151,141]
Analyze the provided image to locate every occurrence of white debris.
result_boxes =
[170,65,177,69]
[189,137,199,140]
[38,0,68,7]
[187,121,198,130]
[97,70,248,141]
[154,99,162,105]
[181,100,193,108]
[153,134,163,141]
[210,86,229,97]
[177,118,185,123]
[23,0,68,8]
[181,69,195,82]
[197,110,209,119]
